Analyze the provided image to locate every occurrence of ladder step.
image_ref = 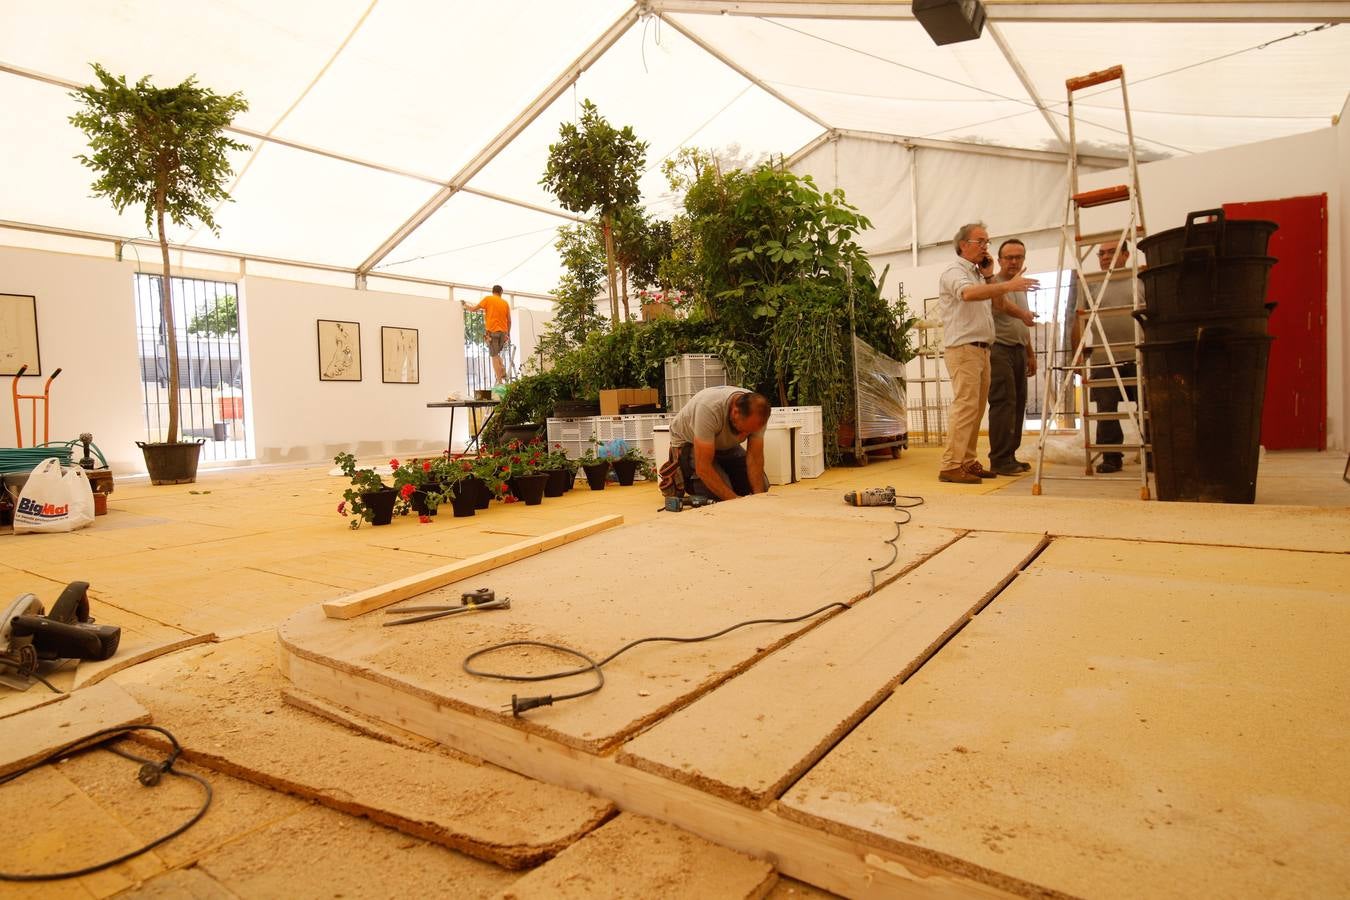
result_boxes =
[1076,226,1146,246]
[1073,185,1131,208]
[1076,305,1137,318]
[1082,269,1138,284]
[1083,376,1141,388]
[1085,411,1149,421]
[1067,65,1124,92]
[1086,442,1150,451]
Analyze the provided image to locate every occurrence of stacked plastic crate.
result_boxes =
[664,354,726,414]
[546,413,673,463]
[768,405,826,478]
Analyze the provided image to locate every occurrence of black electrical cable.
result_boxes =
[0,724,212,882]
[465,602,850,716]
[0,657,63,694]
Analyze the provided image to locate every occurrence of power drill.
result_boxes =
[844,486,896,507]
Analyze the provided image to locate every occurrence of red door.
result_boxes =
[1223,195,1327,450]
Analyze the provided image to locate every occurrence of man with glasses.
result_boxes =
[1072,240,1144,474]
[938,223,1040,485]
[987,238,1038,475]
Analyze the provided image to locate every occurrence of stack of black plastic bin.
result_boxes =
[1135,209,1278,503]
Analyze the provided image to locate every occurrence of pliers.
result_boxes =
[383,589,511,627]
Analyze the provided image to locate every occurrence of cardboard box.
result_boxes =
[600,388,660,416]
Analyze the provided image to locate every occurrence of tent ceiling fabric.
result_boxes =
[2,1,1347,295]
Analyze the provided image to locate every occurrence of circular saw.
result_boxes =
[0,581,121,691]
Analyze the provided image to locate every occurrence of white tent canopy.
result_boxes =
[2,0,1347,296]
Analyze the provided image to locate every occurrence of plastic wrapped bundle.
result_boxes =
[853,335,908,440]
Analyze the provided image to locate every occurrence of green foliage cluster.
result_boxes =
[187,295,238,337]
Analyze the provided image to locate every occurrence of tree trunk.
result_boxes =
[601,215,619,325]
[156,192,180,444]
[620,264,630,320]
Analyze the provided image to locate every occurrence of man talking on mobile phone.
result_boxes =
[937,223,1040,485]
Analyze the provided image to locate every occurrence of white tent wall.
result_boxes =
[0,243,483,474]
[1079,125,1346,450]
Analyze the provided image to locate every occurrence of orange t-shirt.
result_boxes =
[475,294,510,334]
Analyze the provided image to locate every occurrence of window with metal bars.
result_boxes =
[134,273,250,461]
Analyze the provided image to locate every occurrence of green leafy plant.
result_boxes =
[70,63,248,446]
[187,295,239,337]
[541,100,647,324]
[469,455,508,500]
[334,452,403,529]
[618,443,657,481]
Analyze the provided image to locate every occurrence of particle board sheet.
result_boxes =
[780,538,1350,899]
[494,812,777,899]
[909,492,1350,553]
[0,681,150,778]
[112,633,613,869]
[281,500,963,753]
[620,531,1046,808]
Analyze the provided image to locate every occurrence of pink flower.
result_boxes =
[400,483,415,499]
[337,501,346,516]
[390,458,400,469]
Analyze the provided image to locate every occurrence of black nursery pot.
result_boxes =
[410,482,440,516]
[361,488,397,526]
[582,461,610,490]
[449,479,478,517]
[611,458,639,486]
[509,473,549,506]
[543,468,570,497]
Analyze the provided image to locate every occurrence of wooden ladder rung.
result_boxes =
[1073,185,1131,208]
[1083,376,1140,388]
[1067,65,1124,92]
[1075,226,1146,246]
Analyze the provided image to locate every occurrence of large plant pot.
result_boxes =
[449,480,478,518]
[542,468,570,497]
[500,423,543,446]
[361,488,398,526]
[509,473,548,506]
[137,439,205,485]
[553,400,600,419]
[611,458,639,486]
[582,461,610,491]
[410,482,441,517]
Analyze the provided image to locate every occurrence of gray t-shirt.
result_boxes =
[993,286,1031,346]
[1073,272,1143,361]
[669,385,765,452]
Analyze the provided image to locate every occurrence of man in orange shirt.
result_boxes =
[461,285,511,385]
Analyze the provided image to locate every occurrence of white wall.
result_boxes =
[0,245,486,474]
[1337,96,1350,452]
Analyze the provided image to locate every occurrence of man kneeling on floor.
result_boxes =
[666,386,771,501]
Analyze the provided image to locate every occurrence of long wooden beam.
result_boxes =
[647,2,1350,24]
[321,515,624,619]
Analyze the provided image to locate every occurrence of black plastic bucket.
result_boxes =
[1133,303,1276,343]
[1141,330,1272,504]
[1138,208,1278,266]
[1137,254,1275,321]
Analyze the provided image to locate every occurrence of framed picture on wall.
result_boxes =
[0,293,40,376]
[381,326,419,384]
[317,319,361,381]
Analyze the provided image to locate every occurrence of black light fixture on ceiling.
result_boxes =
[912,0,987,45]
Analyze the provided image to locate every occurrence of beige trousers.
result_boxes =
[942,343,991,471]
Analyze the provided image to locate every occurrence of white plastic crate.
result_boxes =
[546,414,672,462]
[665,355,727,413]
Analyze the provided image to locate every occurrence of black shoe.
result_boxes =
[1095,460,1122,474]
[990,462,1026,476]
[1013,459,1032,472]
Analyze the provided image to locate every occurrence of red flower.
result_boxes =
[422,460,432,472]
[461,460,472,471]
[337,501,346,516]
[418,515,431,524]
[400,483,415,499]
[389,458,400,469]
[501,466,510,474]
[504,494,517,504]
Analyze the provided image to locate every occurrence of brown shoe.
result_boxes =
[939,467,981,485]
[963,460,997,479]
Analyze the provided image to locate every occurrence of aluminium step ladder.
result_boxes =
[1032,65,1152,500]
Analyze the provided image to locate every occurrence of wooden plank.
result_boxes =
[73,632,217,689]
[779,539,1350,900]
[495,812,778,899]
[280,685,441,752]
[0,681,150,778]
[284,513,963,754]
[114,633,614,870]
[620,532,1047,808]
[322,514,624,619]
[279,643,1021,899]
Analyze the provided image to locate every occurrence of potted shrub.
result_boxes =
[432,456,482,518]
[334,452,400,528]
[610,443,656,487]
[70,64,248,484]
[499,440,549,506]
[539,443,574,497]
[470,455,506,509]
[393,458,440,518]
[578,441,611,491]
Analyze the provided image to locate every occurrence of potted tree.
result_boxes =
[70,64,249,484]
[541,99,647,325]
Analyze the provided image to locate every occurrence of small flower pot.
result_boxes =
[410,482,441,517]
[472,477,494,509]
[562,467,577,492]
[361,488,398,526]
[509,473,549,506]
[611,458,639,486]
[543,468,570,497]
[582,461,610,491]
[449,481,478,518]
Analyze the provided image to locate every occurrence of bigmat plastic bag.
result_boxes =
[13,457,95,534]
